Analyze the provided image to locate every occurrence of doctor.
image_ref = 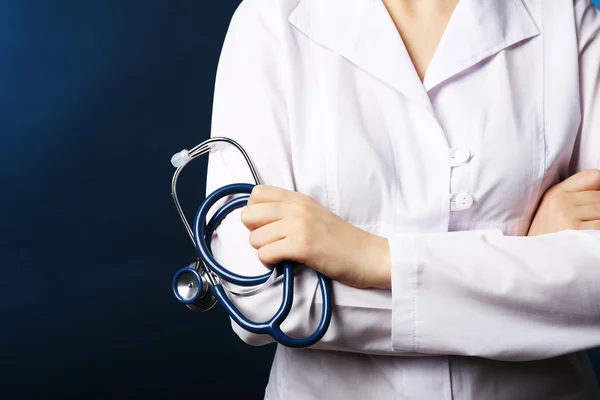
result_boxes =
[205,0,600,399]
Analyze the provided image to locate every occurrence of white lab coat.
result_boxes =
[205,0,600,398]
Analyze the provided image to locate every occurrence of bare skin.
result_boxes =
[240,1,600,290]
[382,3,600,240]
[528,169,600,236]
[382,0,460,81]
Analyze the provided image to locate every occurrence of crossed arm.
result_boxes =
[205,0,600,361]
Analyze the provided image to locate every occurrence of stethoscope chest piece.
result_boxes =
[172,260,218,312]
[170,137,332,348]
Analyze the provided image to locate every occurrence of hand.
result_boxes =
[240,185,391,289]
[528,169,600,236]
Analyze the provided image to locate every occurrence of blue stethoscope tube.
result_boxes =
[172,177,333,348]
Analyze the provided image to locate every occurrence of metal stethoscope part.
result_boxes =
[170,137,333,348]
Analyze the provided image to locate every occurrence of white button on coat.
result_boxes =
[450,192,474,211]
[204,0,600,399]
[449,147,473,167]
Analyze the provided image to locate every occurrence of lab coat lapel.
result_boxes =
[288,0,430,107]
[423,0,540,92]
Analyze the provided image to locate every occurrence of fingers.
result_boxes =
[246,185,297,206]
[578,220,600,230]
[249,219,287,249]
[256,237,302,266]
[557,168,600,193]
[571,190,600,206]
[574,203,600,222]
[530,170,600,235]
[243,185,315,230]
[241,202,284,230]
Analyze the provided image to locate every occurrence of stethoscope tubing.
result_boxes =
[171,137,333,348]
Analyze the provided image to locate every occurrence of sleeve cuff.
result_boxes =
[389,233,420,352]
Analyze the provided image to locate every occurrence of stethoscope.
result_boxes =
[169,137,333,348]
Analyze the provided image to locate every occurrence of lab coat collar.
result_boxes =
[423,0,540,91]
[288,0,540,102]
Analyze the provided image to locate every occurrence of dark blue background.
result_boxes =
[0,1,598,398]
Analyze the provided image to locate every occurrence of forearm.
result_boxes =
[211,208,401,355]
[387,228,600,361]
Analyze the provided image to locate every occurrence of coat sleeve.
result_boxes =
[390,1,600,362]
[206,0,600,360]
[205,1,397,355]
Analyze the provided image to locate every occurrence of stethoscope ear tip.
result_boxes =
[170,149,192,168]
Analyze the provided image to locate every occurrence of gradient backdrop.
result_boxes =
[1,1,598,398]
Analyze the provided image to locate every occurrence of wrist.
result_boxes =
[365,234,391,289]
